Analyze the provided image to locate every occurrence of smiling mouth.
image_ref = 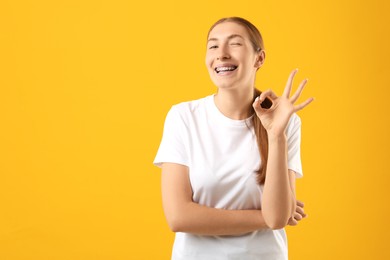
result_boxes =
[215,66,238,73]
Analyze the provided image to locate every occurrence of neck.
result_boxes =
[214,87,254,120]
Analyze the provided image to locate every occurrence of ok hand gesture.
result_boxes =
[252,69,314,137]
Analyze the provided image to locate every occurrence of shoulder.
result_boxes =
[289,113,301,127]
[169,95,211,121]
[286,113,301,137]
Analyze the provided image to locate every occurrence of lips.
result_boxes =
[214,64,238,73]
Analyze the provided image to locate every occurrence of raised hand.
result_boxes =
[252,69,314,137]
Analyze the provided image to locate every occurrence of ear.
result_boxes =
[255,50,266,70]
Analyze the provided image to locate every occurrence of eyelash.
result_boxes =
[209,43,242,49]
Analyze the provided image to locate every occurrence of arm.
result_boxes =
[261,134,296,229]
[288,169,297,199]
[161,162,269,236]
[252,69,313,229]
[287,170,307,226]
[261,143,308,229]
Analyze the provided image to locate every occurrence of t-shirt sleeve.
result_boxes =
[153,105,190,168]
[285,113,303,178]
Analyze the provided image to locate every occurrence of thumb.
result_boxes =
[252,96,264,113]
[253,96,273,112]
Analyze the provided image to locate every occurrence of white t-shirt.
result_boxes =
[154,94,303,260]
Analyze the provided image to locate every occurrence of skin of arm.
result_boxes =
[287,170,307,226]
[261,134,297,230]
[161,162,269,236]
[288,169,297,205]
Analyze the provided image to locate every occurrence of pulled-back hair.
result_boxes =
[207,17,271,185]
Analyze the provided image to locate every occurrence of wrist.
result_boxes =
[267,132,287,142]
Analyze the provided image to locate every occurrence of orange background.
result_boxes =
[1,0,389,259]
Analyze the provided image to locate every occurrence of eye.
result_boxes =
[209,45,218,49]
[231,42,242,46]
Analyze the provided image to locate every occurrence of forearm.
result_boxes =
[261,134,296,229]
[167,202,268,236]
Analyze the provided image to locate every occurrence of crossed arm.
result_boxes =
[161,161,306,236]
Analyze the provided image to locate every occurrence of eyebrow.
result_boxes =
[207,34,244,43]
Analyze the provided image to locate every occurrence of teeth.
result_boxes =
[215,66,237,72]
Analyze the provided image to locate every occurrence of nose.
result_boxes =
[217,44,230,60]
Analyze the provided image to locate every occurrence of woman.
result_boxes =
[154,17,314,260]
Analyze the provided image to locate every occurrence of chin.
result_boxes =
[211,77,240,90]
[213,79,255,94]
[214,82,238,90]
[209,77,230,88]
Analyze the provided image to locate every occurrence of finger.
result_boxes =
[296,206,305,215]
[259,89,278,103]
[293,213,302,221]
[296,207,308,218]
[294,97,315,112]
[288,218,298,226]
[290,78,308,104]
[253,96,269,115]
[297,211,307,219]
[296,200,305,208]
[282,68,298,98]
[253,96,264,111]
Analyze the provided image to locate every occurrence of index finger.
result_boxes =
[282,68,298,98]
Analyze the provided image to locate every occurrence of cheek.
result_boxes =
[205,52,214,66]
[205,52,210,61]
[205,55,213,70]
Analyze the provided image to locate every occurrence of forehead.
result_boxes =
[208,22,250,40]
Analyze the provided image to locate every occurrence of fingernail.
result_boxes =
[255,96,260,102]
